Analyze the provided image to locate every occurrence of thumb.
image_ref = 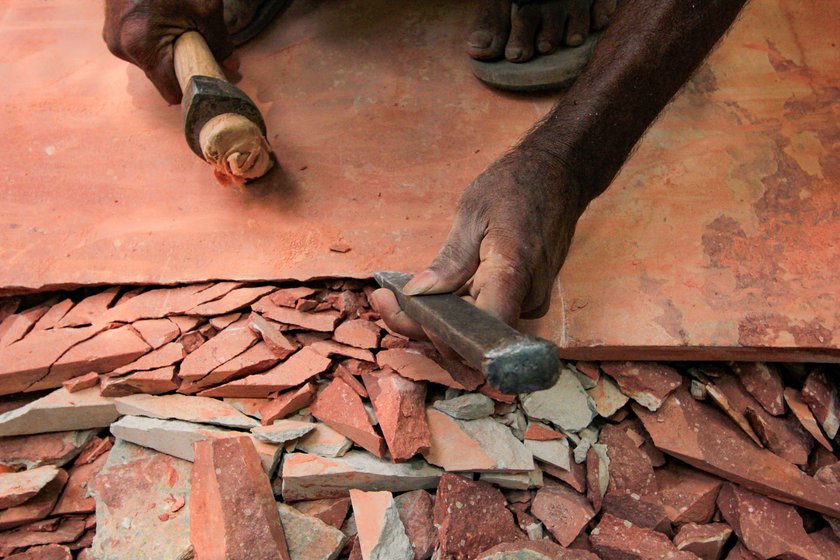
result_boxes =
[404,215,482,296]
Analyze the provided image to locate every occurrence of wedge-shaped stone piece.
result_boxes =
[55,287,120,328]
[32,298,74,331]
[334,320,381,349]
[376,349,465,390]
[0,387,118,437]
[114,393,257,429]
[0,469,68,530]
[100,366,178,397]
[191,436,291,560]
[531,484,595,547]
[109,342,184,377]
[99,282,239,323]
[802,368,840,440]
[0,465,61,509]
[394,490,435,560]
[424,409,533,472]
[51,451,107,515]
[590,513,698,560]
[674,522,732,560]
[600,361,682,412]
[261,383,317,424]
[586,375,629,418]
[0,304,49,348]
[363,369,430,461]
[270,287,317,308]
[188,285,276,316]
[0,430,95,469]
[62,371,99,393]
[252,420,316,444]
[131,318,181,349]
[730,362,785,416]
[178,317,259,381]
[110,415,280,474]
[311,378,386,457]
[90,440,191,560]
[717,483,826,560]
[785,388,833,451]
[431,393,494,420]
[310,339,375,363]
[434,473,524,560]
[350,490,413,560]
[277,502,347,560]
[635,388,840,518]
[520,369,597,432]
[293,497,351,530]
[248,313,299,358]
[253,296,341,332]
[181,342,281,393]
[656,463,722,525]
[296,423,354,458]
[524,422,565,441]
[281,452,442,501]
[202,347,332,398]
[524,437,570,471]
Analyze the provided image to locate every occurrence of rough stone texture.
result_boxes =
[725,544,762,560]
[334,364,369,397]
[88,440,192,560]
[394,490,435,560]
[280,452,442,501]
[586,374,629,418]
[524,422,565,441]
[99,283,240,323]
[252,420,315,444]
[188,285,276,316]
[191,436,290,560]
[520,369,597,432]
[635,388,840,517]
[277,502,347,560]
[261,382,317,424]
[270,287,317,308]
[673,523,733,560]
[784,387,833,450]
[376,349,465,390]
[590,513,699,560]
[730,362,785,416]
[531,484,595,546]
[311,378,386,457]
[541,446,586,493]
[253,297,341,332]
[334,320,381,349]
[0,517,85,553]
[425,409,533,472]
[178,317,259,381]
[101,365,179,396]
[433,474,523,560]
[585,444,609,513]
[811,527,840,560]
[52,451,107,515]
[296,422,355,458]
[131,318,181,350]
[431,393,494,420]
[0,469,67,530]
[114,393,258,429]
[293,497,351,529]
[525,437,571,471]
[0,430,95,469]
[717,483,826,560]
[202,347,332,398]
[350,490,414,560]
[656,463,723,525]
[310,339,375,363]
[0,465,61,509]
[0,387,118,437]
[801,368,840,440]
[62,372,99,393]
[248,313,299,358]
[362,369,429,461]
[600,362,683,411]
[181,342,284,393]
[5,544,73,560]
[109,342,185,377]
[478,540,597,560]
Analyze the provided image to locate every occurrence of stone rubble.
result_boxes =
[0,281,838,559]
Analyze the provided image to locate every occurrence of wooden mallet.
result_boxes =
[173,31,274,184]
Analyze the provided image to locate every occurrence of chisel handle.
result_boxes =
[374,271,561,394]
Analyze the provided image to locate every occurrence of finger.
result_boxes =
[473,266,530,325]
[195,0,235,63]
[520,294,551,319]
[403,213,483,296]
[536,3,566,55]
[145,45,183,105]
[505,3,541,62]
[466,0,511,60]
[565,0,591,46]
[425,330,460,361]
[369,288,427,341]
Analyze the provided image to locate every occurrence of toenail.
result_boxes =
[506,47,523,60]
[568,34,584,46]
[469,31,492,49]
[538,41,553,53]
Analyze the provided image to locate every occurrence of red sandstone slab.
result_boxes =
[253,297,340,332]
[334,320,381,349]
[0,469,67,530]
[0,1,836,362]
[260,382,318,425]
[293,497,351,530]
[131,318,181,349]
[590,513,698,560]
[655,463,722,525]
[182,342,281,394]
[730,363,786,416]
[784,388,833,451]
[62,372,99,394]
[311,378,386,457]
[179,317,259,381]
[801,367,840,440]
[100,366,178,396]
[52,452,107,515]
[248,313,298,358]
[97,283,238,324]
[55,288,120,328]
[109,342,184,377]
[31,299,74,331]
[362,368,430,461]
[187,285,276,316]
[531,484,595,546]
[377,349,465,390]
[0,304,49,348]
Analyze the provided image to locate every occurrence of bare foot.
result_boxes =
[466,0,617,63]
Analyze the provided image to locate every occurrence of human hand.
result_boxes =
[371,147,585,342]
[103,0,233,104]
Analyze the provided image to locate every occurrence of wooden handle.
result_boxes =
[174,31,226,91]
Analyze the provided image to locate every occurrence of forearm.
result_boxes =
[520,0,748,209]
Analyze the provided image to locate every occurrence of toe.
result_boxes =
[505,3,541,62]
[564,0,591,47]
[591,0,617,30]
[536,3,566,55]
[467,0,512,60]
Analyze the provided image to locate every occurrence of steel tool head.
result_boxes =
[181,75,266,157]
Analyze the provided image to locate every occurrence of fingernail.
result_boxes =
[568,34,584,46]
[469,31,492,49]
[368,293,381,313]
[403,270,439,296]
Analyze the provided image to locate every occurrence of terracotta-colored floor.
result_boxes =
[0,1,837,361]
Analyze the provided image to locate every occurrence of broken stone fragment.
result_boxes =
[424,408,534,472]
[376,349,466,390]
[0,465,61,509]
[99,283,239,323]
[586,374,629,418]
[201,347,332,398]
[51,451,108,515]
[131,318,181,350]
[224,396,266,419]
[61,371,100,394]
[531,484,595,546]
[190,436,291,560]
[0,304,49,348]
[6,544,73,560]
[702,381,764,448]
[585,443,609,513]
[350,490,414,560]
[280,451,442,501]
[251,420,316,444]
[182,342,282,393]
[31,299,73,331]
[109,342,185,377]
[521,369,597,432]
[362,369,430,461]
[178,317,259,381]
[730,362,785,416]
[655,463,723,525]
[477,540,597,560]
[525,436,571,471]
[335,363,369,397]
[209,312,242,330]
[0,469,67,530]
[590,514,699,560]
[540,446,587,493]
[310,339,375,363]
[277,502,347,560]
[431,393,494,420]
[253,296,341,332]
[334,319,381,349]
[0,387,118,437]
[295,422,354,458]
[801,368,840,440]
[0,516,85,552]
[717,483,826,560]
[55,287,120,328]
[270,287,318,308]
[114,393,257,429]
[634,389,840,518]
[600,361,682,411]
[0,430,96,470]
[100,365,179,397]
[293,497,351,529]
[394,490,436,560]
[311,377,386,457]
[524,422,565,441]
[261,382,318,424]
[433,473,524,560]
[480,467,543,490]
[248,312,299,358]
[188,285,276,316]
[784,387,833,451]
[673,522,732,560]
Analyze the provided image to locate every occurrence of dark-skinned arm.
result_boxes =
[372,0,749,340]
